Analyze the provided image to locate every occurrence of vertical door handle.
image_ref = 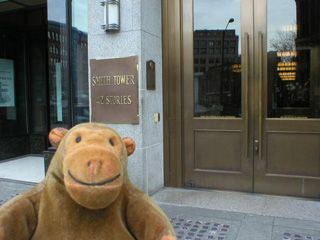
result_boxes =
[258,31,263,158]
[254,140,259,155]
[244,32,249,158]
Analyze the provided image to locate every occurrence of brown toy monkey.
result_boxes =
[0,123,176,240]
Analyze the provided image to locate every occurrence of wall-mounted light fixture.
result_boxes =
[101,0,120,32]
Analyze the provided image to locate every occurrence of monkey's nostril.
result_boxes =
[88,161,91,167]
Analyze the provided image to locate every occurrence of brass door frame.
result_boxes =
[162,0,183,187]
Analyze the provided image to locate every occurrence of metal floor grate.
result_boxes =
[282,233,320,240]
[170,218,230,240]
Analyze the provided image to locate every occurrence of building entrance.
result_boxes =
[163,0,320,198]
[0,2,49,160]
[0,0,89,162]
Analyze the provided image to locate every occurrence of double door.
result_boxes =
[183,0,320,197]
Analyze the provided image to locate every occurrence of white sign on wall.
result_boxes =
[0,59,15,107]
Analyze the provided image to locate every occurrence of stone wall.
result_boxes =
[88,0,163,195]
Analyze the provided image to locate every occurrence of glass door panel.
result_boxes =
[267,0,320,119]
[72,0,89,125]
[48,0,70,129]
[194,0,242,118]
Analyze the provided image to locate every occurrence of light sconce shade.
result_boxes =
[101,0,120,31]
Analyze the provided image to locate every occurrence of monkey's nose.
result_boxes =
[88,160,103,180]
[87,160,103,167]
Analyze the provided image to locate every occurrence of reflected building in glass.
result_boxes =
[48,21,89,128]
[194,29,241,117]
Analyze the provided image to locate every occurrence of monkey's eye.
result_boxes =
[109,139,114,146]
[76,136,82,143]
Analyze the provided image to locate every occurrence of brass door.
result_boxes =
[254,0,320,197]
[183,0,254,192]
[182,0,320,197]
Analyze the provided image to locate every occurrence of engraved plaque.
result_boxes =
[90,56,139,124]
[146,60,155,90]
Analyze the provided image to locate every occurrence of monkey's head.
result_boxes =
[48,123,135,210]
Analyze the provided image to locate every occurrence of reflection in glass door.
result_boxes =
[267,0,320,119]
[48,0,88,130]
[193,0,242,118]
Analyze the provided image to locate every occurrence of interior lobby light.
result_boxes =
[101,0,120,32]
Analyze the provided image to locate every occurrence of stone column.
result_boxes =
[88,0,163,195]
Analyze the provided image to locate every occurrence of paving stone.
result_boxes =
[0,179,35,207]
[274,217,320,232]
[236,221,273,240]
[159,203,245,221]
[244,213,274,225]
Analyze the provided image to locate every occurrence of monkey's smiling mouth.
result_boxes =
[68,170,121,186]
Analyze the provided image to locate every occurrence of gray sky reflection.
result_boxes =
[194,0,241,54]
[194,0,241,31]
[48,0,88,33]
[194,0,297,52]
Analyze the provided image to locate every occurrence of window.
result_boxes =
[48,0,88,128]
[200,58,206,64]
[209,48,214,54]
[194,48,199,55]
[194,58,199,64]
[0,31,27,136]
[209,41,214,47]
[72,0,89,124]
[194,40,199,47]
[200,40,207,47]
[200,48,206,54]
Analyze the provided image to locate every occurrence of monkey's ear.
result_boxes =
[123,137,135,156]
[49,128,69,148]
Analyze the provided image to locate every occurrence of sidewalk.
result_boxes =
[152,188,320,240]
[0,156,320,239]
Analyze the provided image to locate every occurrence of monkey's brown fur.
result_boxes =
[0,123,176,240]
